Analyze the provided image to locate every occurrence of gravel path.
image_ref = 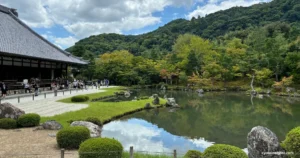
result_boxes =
[0,127,78,158]
[1,87,115,117]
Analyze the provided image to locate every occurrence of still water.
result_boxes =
[101,90,300,154]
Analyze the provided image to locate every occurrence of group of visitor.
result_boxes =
[0,77,110,98]
[50,77,69,90]
[96,79,110,89]
[23,78,40,96]
[72,80,87,89]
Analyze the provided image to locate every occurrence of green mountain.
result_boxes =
[67,0,300,58]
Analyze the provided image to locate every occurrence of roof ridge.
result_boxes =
[0,4,11,14]
[7,9,78,59]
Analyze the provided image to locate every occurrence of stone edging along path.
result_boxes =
[2,87,116,117]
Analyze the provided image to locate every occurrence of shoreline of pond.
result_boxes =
[128,85,300,98]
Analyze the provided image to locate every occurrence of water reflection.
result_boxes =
[102,119,214,154]
[102,90,300,152]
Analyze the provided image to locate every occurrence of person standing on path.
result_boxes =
[0,82,8,98]
[97,79,101,89]
[23,79,31,93]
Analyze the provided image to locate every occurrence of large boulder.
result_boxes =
[42,120,62,130]
[71,121,101,138]
[196,89,204,94]
[145,103,152,109]
[0,102,25,119]
[166,98,180,108]
[247,126,286,158]
[124,91,131,98]
[152,94,160,105]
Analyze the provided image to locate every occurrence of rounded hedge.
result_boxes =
[79,138,123,158]
[56,126,90,149]
[71,95,89,102]
[85,117,102,127]
[281,127,300,154]
[17,113,40,127]
[0,118,17,129]
[184,150,202,158]
[203,144,247,158]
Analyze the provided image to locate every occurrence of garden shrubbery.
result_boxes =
[138,96,149,100]
[203,144,247,158]
[57,126,90,149]
[85,117,102,127]
[71,95,89,102]
[79,138,123,158]
[281,127,300,154]
[184,150,202,158]
[17,113,40,127]
[0,118,17,129]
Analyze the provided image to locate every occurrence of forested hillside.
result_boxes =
[70,0,300,90]
[67,0,300,58]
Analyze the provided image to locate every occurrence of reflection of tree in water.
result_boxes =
[121,90,300,148]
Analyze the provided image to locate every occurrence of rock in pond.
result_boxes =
[166,98,180,108]
[0,102,25,119]
[42,120,63,130]
[71,121,101,138]
[152,94,160,105]
[247,126,286,158]
[124,91,131,98]
[196,89,204,93]
[145,103,152,109]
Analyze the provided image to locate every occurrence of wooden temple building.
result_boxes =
[0,5,87,90]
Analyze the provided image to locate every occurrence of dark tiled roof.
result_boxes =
[0,5,87,64]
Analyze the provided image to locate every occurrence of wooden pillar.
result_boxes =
[61,149,65,158]
[173,150,177,158]
[130,146,134,158]
[51,69,54,80]
[0,56,2,80]
[38,60,41,79]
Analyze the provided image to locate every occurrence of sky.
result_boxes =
[1,0,272,49]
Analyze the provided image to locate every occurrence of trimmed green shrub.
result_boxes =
[0,118,17,129]
[184,150,202,158]
[281,127,300,154]
[79,138,123,158]
[56,126,90,149]
[17,113,40,127]
[85,117,102,127]
[203,144,247,158]
[71,95,89,102]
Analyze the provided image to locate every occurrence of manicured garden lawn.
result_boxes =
[41,87,166,127]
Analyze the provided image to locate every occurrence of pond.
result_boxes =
[101,89,300,154]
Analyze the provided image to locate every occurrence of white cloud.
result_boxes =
[189,138,214,149]
[53,36,79,49]
[187,0,272,19]
[0,0,53,27]
[102,120,171,152]
[41,34,78,49]
[1,0,194,39]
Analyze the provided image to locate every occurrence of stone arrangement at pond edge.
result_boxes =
[0,102,25,119]
[247,126,286,158]
[42,120,63,130]
[71,121,101,138]
[166,98,180,108]
[152,94,160,105]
